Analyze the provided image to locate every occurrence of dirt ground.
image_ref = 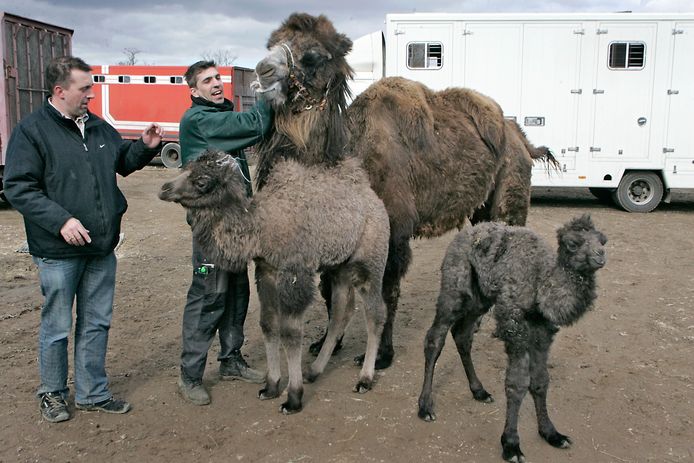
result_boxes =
[1,165,693,463]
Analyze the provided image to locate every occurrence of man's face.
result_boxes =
[191,67,225,104]
[54,69,94,118]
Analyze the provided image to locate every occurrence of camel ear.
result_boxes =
[333,33,353,57]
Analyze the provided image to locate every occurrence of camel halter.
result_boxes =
[281,42,331,113]
[216,154,251,184]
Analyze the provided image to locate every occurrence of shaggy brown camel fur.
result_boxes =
[418,215,607,462]
[253,13,558,369]
[159,150,389,414]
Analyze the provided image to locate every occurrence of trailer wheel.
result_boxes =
[588,187,615,204]
[612,172,663,213]
[160,142,182,168]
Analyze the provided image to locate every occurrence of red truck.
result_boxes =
[89,64,258,168]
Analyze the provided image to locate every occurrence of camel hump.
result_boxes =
[439,87,507,159]
[347,76,437,154]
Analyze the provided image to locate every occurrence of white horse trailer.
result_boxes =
[347,12,694,212]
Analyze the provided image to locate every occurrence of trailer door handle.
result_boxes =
[593,89,605,94]
[570,89,582,94]
[567,146,579,152]
[667,89,679,95]
[590,147,602,152]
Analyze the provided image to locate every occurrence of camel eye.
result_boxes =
[193,175,213,193]
[564,238,580,252]
[300,50,322,67]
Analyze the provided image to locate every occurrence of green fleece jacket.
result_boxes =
[179,98,273,166]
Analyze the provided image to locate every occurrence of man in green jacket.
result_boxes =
[176,60,273,405]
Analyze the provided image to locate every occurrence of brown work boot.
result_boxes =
[219,351,265,384]
[177,375,210,406]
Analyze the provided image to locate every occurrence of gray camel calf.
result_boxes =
[418,215,607,462]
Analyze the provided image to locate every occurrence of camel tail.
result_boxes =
[531,146,561,173]
[508,119,561,174]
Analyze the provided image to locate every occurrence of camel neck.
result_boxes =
[189,202,259,272]
[540,263,597,327]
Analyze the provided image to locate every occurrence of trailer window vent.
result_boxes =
[406,42,443,69]
[92,75,105,83]
[170,76,183,84]
[144,76,157,83]
[608,42,645,69]
[118,76,131,83]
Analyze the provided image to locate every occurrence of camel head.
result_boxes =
[253,13,354,112]
[556,214,607,274]
[158,149,250,210]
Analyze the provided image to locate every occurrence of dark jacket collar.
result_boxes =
[191,95,235,112]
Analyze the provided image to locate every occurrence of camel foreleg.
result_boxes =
[528,324,571,450]
[279,311,304,414]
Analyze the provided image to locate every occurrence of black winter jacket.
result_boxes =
[4,101,160,258]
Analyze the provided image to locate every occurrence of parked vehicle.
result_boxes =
[90,65,257,168]
[347,12,694,212]
[0,12,72,203]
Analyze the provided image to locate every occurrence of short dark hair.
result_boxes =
[45,56,91,94]
[184,60,216,88]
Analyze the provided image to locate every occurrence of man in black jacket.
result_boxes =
[4,56,163,423]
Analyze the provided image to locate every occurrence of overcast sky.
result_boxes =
[1,0,693,68]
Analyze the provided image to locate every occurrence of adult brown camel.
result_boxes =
[253,13,558,369]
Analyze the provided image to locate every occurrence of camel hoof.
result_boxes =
[473,389,494,403]
[280,401,302,415]
[353,380,372,393]
[501,442,525,463]
[542,431,572,449]
[258,387,280,400]
[417,407,436,422]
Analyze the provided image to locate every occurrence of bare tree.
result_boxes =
[119,47,142,65]
[200,49,238,66]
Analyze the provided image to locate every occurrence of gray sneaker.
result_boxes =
[39,392,70,423]
[219,351,265,384]
[76,397,131,414]
[177,376,210,405]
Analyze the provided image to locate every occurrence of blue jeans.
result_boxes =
[33,253,117,405]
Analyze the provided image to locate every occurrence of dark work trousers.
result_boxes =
[180,237,250,382]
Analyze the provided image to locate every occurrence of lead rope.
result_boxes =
[215,154,252,184]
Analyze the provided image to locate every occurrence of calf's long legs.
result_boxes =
[528,324,572,449]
